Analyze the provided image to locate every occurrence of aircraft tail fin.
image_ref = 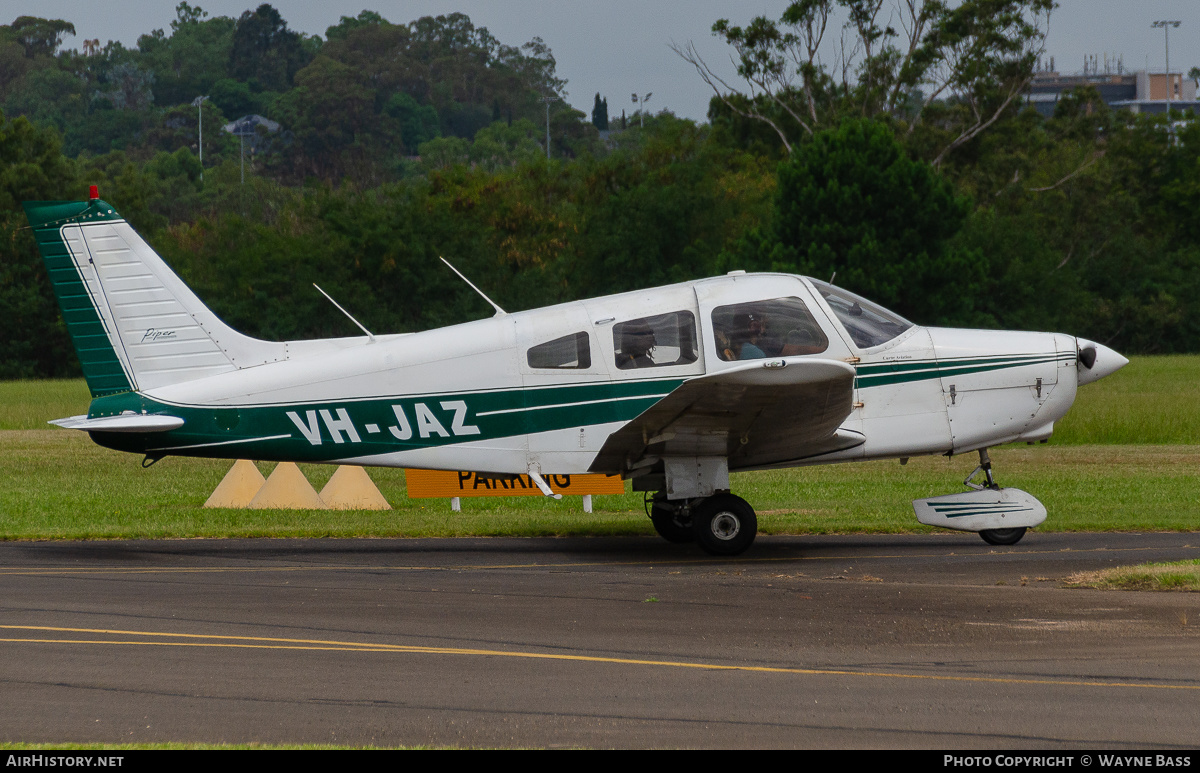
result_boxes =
[23,195,284,398]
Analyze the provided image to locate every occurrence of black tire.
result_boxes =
[650,498,694,544]
[693,494,757,556]
[980,527,1027,546]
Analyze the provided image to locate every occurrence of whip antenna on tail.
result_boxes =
[313,284,375,342]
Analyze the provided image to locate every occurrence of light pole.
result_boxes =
[541,96,555,159]
[631,92,652,128]
[192,95,209,182]
[1152,20,1181,108]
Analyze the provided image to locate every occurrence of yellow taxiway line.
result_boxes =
[2,624,1197,692]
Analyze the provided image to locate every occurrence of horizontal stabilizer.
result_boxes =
[913,488,1046,533]
[50,414,185,433]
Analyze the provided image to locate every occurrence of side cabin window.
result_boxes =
[808,279,914,349]
[527,332,591,369]
[712,297,828,361]
[613,311,698,370]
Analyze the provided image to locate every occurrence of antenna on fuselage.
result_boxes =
[440,256,507,317]
[313,284,376,342]
[828,271,837,285]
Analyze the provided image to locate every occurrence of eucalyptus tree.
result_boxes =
[675,0,1054,164]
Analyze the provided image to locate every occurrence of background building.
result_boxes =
[1029,62,1199,116]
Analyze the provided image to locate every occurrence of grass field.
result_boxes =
[0,356,1196,540]
[1066,559,1200,592]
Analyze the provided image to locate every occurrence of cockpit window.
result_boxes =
[613,311,698,370]
[809,279,914,349]
[528,332,591,369]
[712,297,828,361]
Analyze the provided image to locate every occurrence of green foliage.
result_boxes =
[324,10,386,42]
[384,93,439,154]
[2,66,85,129]
[8,16,75,59]
[208,77,273,118]
[591,93,608,131]
[273,55,396,184]
[695,0,1054,163]
[469,119,544,171]
[137,4,235,107]
[763,117,981,325]
[0,113,78,378]
[229,4,313,92]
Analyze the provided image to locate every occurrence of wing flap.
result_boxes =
[590,358,857,474]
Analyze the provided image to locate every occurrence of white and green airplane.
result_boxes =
[24,191,1127,555]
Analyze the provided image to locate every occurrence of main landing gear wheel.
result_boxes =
[980,527,1027,546]
[649,495,694,544]
[693,494,758,556]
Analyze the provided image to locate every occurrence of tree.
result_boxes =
[766,117,980,324]
[229,4,313,92]
[136,3,237,107]
[675,0,1054,164]
[325,10,386,41]
[97,62,155,111]
[591,93,608,131]
[0,112,79,377]
[469,119,543,171]
[273,55,393,183]
[384,93,439,155]
[8,16,75,59]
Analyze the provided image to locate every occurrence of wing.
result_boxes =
[589,358,861,476]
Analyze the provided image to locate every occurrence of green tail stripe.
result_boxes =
[23,200,133,398]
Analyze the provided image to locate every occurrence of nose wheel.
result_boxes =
[966,448,1028,546]
[980,527,1027,545]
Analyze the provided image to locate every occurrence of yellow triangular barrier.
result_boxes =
[204,460,266,508]
[248,462,327,509]
[319,465,392,510]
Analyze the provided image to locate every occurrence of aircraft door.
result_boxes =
[515,303,609,474]
[695,274,865,459]
[694,274,856,370]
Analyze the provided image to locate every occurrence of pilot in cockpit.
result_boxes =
[732,312,766,360]
[616,323,656,369]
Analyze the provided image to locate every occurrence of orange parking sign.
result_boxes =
[405,469,625,498]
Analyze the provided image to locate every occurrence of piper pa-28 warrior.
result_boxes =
[25,191,1128,555]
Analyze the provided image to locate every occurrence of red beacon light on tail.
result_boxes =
[88,185,98,201]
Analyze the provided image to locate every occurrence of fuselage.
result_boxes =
[85,271,1122,476]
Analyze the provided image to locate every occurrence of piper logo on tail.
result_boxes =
[287,401,480,446]
[140,328,177,343]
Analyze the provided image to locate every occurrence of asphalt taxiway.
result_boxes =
[2,532,1198,748]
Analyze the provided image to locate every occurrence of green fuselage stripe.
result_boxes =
[86,378,687,463]
[854,353,1072,389]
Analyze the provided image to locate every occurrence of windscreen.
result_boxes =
[808,279,914,349]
